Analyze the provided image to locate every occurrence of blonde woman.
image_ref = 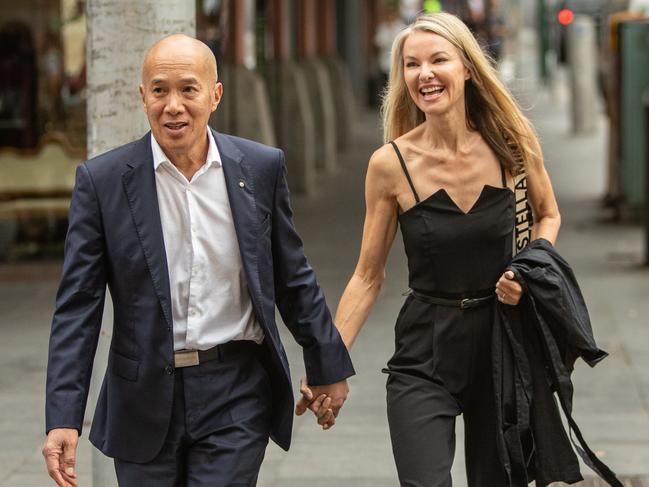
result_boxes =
[302,12,561,487]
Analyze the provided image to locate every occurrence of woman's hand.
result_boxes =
[295,377,339,430]
[495,270,523,305]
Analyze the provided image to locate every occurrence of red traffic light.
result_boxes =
[558,8,575,25]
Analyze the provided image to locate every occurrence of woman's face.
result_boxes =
[402,30,470,117]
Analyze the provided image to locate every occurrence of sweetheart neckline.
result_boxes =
[398,184,514,218]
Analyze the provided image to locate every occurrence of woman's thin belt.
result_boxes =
[410,290,495,309]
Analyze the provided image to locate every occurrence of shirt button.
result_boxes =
[164,365,174,375]
[239,181,245,188]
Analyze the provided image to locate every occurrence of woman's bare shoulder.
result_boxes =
[368,143,401,176]
[364,143,405,198]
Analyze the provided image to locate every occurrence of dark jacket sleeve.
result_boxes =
[45,163,107,434]
[270,150,355,386]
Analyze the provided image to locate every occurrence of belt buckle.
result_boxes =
[174,350,200,368]
[460,298,471,309]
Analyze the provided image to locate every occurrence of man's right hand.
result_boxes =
[295,376,349,429]
[42,428,79,486]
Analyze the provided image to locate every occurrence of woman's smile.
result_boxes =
[419,84,445,102]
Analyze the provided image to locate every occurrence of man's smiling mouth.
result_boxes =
[164,122,188,131]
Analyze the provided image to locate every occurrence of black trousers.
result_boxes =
[385,298,508,487]
[114,342,272,487]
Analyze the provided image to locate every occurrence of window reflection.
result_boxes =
[0,0,86,261]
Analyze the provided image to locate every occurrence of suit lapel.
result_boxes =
[213,130,263,314]
[121,133,173,328]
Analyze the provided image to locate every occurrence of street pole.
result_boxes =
[86,1,195,484]
[644,87,649,265]
[537,0,550,84]
[566,15,598,134]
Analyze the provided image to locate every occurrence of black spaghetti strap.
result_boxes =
[500,164,508,189]
[390,141,420,203]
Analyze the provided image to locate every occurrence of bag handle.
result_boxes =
[514,172,533,255]
[509,140,534,255]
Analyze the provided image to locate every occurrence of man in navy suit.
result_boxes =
[42,34,354,487]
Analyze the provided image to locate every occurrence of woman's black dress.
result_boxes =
[384,141,514,487]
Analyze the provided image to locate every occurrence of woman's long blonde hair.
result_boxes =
[381,12,537,173]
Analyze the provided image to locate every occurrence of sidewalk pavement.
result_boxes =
[1,73,648,487]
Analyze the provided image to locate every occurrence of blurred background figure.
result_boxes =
[0,21,38,149]
[60,0,87,149]
[485,0,507,62]
[41,30,65,131]
[371,1,406,106]
[197,0,227,70]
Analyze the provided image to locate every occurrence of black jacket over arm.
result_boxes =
[492,238,621,487]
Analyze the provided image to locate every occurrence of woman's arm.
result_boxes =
[526,138,561,244]
[295,147,401,427]
[497,138,560,305]
[335,147,400,349]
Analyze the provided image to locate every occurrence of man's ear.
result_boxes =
[139,84,147,112]
[212,82,223,112]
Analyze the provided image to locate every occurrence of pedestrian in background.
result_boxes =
[372,3,406,106]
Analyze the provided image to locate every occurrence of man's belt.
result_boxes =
[174,340,260,368]
[410,290,495,309]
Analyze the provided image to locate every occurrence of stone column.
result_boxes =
[208,0,276,146]
[300,0,337,173]
[86,1,195,484]
[338,0,366,103]
[227,0,247,66]
[263,0,316,193]
[317,0,336,57]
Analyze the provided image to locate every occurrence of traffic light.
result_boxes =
[558,8,575,26]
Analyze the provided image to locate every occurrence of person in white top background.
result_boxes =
[42,34,354,487]
[374,4,407,102]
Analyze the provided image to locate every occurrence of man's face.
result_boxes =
[139,37,222,156]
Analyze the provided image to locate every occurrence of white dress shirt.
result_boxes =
[152,130,264,351]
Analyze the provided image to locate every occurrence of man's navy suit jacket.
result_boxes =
[45,129,354,462]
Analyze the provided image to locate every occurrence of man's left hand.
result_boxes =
[295,377,349,430]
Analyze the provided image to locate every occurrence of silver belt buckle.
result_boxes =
[174,350,200,368]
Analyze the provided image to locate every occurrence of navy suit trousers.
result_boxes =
[114,341,272,486]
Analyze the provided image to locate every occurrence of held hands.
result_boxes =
[496,270,523,306]
[295,377,349,430]
[42,428,79,487]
